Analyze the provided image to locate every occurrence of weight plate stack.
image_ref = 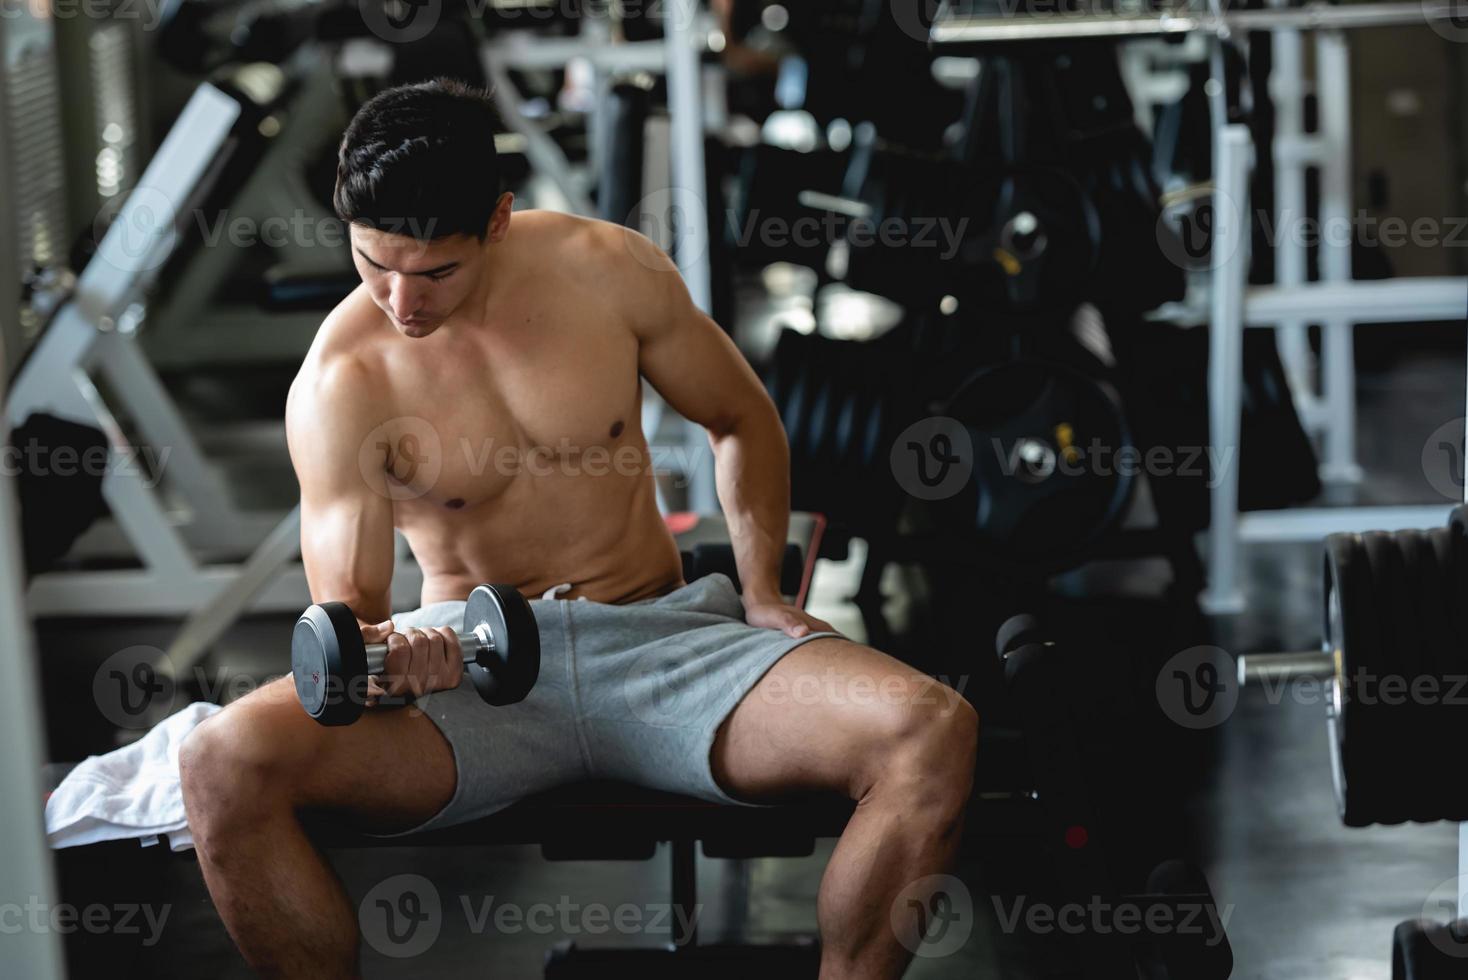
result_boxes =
[1393,528,1449,823]
[1359,530,1417,825]
[1330,515,1468,827]
[765,327,916,537]
[1425,524,1468,823]
[1450,505,1468,615]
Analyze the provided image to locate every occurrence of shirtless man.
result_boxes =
[178,78,978,980]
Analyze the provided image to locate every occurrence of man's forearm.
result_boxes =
[708,406,791,604]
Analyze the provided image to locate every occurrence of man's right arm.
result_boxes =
[286,356,396,623]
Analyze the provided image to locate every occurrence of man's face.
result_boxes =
[349,225,486,338]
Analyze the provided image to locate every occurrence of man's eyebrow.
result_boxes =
[354,247,459,277]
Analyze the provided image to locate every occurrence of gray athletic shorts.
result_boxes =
[375,573,844,837]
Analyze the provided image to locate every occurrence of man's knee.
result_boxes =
[863,681,978,805]
[179,689,306,829]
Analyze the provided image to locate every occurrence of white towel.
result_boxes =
[45,701,220,853]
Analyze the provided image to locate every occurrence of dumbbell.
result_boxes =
[291,584,540,726]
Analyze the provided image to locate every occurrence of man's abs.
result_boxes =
[396,461,686,606]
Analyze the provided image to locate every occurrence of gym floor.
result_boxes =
[34,318,1466,979]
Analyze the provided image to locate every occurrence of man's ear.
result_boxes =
[486,192,515,243]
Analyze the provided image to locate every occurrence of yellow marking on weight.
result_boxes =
[1055,422,1080,465]
[993,247,1022,277]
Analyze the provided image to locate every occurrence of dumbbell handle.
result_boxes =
[362,624,497,676]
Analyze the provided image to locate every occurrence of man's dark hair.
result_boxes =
[334,79,502,241]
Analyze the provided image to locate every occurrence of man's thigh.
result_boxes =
[709,637,971,802]
[204,675,457,833]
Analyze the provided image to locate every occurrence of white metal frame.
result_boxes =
[0,8,66,973]
[1200,27,1468,611]
[7,85,423,677]
[0,394,65,977]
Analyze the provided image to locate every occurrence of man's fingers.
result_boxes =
[434,626,465,688]
[406,628,435,698]
[382,632,412,697]
[360,619,395,643]
[367,623,470,705]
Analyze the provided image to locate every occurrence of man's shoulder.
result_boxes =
[289,288,387,418]
[515,209,675,278]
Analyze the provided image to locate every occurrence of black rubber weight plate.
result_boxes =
[1359,531,1409,825]
[1387,530,1435,821]
[1393,918,1468,979]
[1449,506,1468,635]
[1325,533,1380,827]
[291,601,366,726]
[1414,529,1468,822]
[1431,523,1468,821]
[463,584,541,706]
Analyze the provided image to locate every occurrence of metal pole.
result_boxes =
[930,2,1464,45]
[1460,244,1468,924]
[664,0,718,514]
[1270,20,1317,422]
[0,388,64,977]
[1203,125,1254,613]
[1315,30,1362,485]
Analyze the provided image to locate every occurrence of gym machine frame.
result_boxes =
[931,0,1468,612]
[4,86,426,679]
[0,8,67,975]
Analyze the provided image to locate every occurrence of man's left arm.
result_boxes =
[623,231,836,638]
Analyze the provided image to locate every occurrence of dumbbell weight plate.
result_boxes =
[293,600,370,727]
[1325,533,1381,827]
[1449,505,1468,610]
[1393,918,1468,979]
[463,584,541,706]
[1431,522,1468,821]
[1360,530,1417,824]
[1392,530,1450,822]
[960,167,1102,327]
[937,358,1133,570]
[994,613,1045,660]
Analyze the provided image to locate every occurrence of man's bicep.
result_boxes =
[298,490,395,616]
[288,386,396,617]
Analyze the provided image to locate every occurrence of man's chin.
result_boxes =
[397,318,441,338]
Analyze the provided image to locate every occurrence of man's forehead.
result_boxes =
[351,226,457,268]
